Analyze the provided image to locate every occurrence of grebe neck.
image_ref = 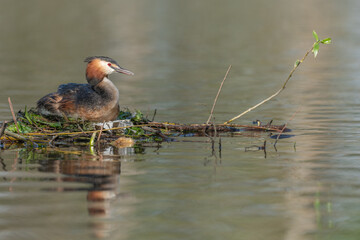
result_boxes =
[93,77,119,101]
[86,75,107,87]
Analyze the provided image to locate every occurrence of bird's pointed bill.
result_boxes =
[111,65,134,75]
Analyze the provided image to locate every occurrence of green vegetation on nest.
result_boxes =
[118,108,149,124]
[5,107,150,135]
[2,107,159,145]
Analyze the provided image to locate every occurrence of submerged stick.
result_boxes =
[8,97,20,134]
[274,107,301,147]
[224,43,318,125]
[206,65,231,125]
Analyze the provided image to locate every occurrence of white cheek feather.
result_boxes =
[99,61,115,74]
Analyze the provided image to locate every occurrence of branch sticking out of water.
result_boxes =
[8,97,20,134]
[223,31,331,125]
[274,107,301,148]
[206,65,231,125]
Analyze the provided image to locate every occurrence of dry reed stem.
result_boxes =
[4,129,28,141]
[224,44,316,125]
[97,121,105,143]
[8,97,19,134]
[206,65,232,125]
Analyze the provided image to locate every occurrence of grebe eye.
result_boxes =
[108,63,112,66]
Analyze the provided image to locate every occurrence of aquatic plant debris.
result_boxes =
[0,107,287,149]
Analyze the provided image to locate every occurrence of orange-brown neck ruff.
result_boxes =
[86,59,107,86]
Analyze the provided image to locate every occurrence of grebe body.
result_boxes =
[37,56,133,121]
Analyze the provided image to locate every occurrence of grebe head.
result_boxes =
[84,56,134,85]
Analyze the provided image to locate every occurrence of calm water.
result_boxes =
[1,0,360,239]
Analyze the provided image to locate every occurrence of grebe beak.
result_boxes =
[111,65,134,76]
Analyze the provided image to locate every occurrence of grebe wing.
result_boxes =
[57,83,93,95]
[56,83,100,113]
[38,84,97,117]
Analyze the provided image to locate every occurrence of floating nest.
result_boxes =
[0,108,290,149]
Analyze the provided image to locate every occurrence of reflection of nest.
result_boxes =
[39,158,121,198]
[60,160,121,176]
[60,160,121,201]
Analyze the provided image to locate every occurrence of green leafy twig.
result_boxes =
[312,30,331,58]
[224,31,331,125]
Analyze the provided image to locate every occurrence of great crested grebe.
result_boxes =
[37,56,134,121]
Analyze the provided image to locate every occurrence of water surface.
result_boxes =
[1,0,360,239]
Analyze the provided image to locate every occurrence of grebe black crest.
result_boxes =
[37,56,134,121]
